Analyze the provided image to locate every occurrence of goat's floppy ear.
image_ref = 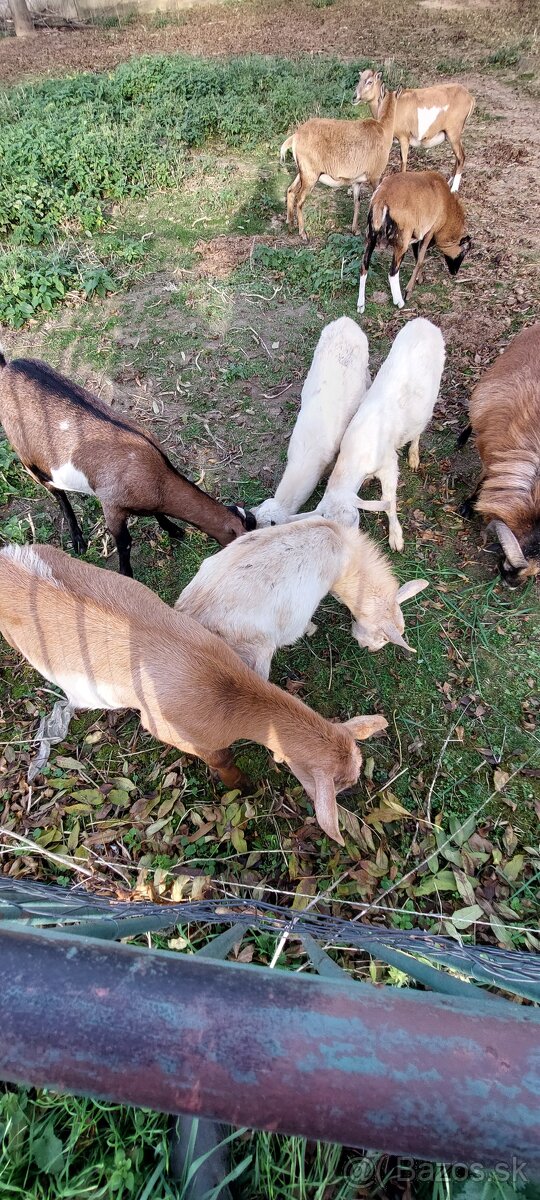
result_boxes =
[381,619,416,653]
[342,714,388,740]
[396,579,429,604]
[312,770,344,845]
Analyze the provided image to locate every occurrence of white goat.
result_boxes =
[175,518,428,678]
[309,319,445,551]
[254,317,371,527]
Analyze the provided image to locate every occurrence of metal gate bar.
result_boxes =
[1,925,539,1172]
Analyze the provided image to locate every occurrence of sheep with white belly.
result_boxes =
[308,319,445,551]
[255,317,371,527]
[175,518,428,679]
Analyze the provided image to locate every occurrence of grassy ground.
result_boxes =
[0,7,539,1198]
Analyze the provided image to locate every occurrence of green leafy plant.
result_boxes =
[0,54,366,326]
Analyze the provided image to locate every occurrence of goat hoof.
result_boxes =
[460,499,475,519]
[357,303,365,315]
[397,299,405,309]
[74,538,87,555]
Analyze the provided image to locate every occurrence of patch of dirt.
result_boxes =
[418,0,491,9]
[0,0,537,86]
[194,234,276,278]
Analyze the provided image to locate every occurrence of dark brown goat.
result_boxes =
[460,322,540,584]
[0,351,254,576]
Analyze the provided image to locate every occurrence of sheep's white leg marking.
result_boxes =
[50,462,95,495]
[450,172,462,193]
[389,272,405,309]
[416,105,447,140]
[357,273,367,313]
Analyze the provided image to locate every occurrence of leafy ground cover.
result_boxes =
[0,3,539,1196]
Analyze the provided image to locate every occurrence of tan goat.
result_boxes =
[358,170,471,312]
[0,543,387,845]
[460,322,540,584]
[281,85,400,240]
[355,69,475,192]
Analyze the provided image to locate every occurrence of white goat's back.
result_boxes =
[290,316,370,460]
[255,317,370,525]
[367,318,445,442]
[176,520,348,652]
[330,318,444,489]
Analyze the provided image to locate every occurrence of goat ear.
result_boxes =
[395,85,403,98]
[487,521,528,569]
[380,81,387,99]
[381,619,416,653]
[396,579,429,605]
[375,70,383,81]
[342,714,388,740]
[312,770,344,845]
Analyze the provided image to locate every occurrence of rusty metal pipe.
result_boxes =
[1,926,539,1171]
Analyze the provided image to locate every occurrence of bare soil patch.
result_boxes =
[0,0,537,87]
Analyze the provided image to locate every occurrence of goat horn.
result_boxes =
[381,620,416,653]
[487,521,528,569]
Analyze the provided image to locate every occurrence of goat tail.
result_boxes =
[280,135,294,164]
[0,344,7,369]
[369,201,399,247]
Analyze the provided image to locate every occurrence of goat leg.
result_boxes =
[155,513,185,542]
[104,504,133,576]
[460,482,481,519]
[405,233,433,299]
[52,489,87,555]
[202,746,251,792]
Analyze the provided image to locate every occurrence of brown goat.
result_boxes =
[281,86,400,240]
[0,350,254,576]
[358,170,471,312]
[355,69,475,191]
[0,543,387,844]
[460,322,540,584]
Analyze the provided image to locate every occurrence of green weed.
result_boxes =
[0,53,368,325]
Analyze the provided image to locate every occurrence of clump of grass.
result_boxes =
[436,57,469,75]
[486,45,522,67]
[0,1085,177,1198]
[0,52,371,325]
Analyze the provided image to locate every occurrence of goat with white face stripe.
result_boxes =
[354,70,475,192]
